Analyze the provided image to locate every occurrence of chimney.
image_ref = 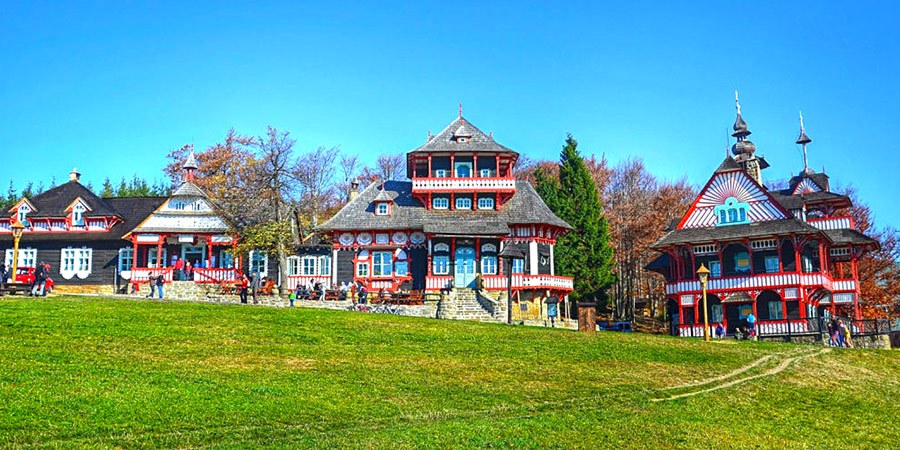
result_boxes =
[69,168,81,183]
[349,179,360,201]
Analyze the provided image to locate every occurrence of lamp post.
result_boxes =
[499,244,525,325]
[697,263,711,342]
[10,220,25,285]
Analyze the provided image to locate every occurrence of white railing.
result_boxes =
[832,279,857,291]
[666,272,834,295]
[412,177,516,191]
[757,320,810,335]
[426,276,453,290]
[131,268,174,283]
[193,268,240,283]
[808,216,854,230]
[286,276,331,290]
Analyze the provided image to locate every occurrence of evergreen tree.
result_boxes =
[100,178,114,198]
[21,182,34,199]
[534,134,616,305]
[116,177,128,197]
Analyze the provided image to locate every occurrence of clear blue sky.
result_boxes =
[1,1,898,226]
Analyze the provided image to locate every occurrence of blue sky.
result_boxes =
[1,1,898,226]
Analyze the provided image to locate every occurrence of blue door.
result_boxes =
[454,247,476,288]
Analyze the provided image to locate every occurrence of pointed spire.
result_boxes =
[459,102,462,118]
[183,144,198,183]
[732,91,751,137]
[797,111,812,174]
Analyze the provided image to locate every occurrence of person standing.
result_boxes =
[239,273,249,304]
[156,274,165,299]
[474,272,483,296]
[31,261,45,297]
[836,320,846,348]
[715,323,725,339]
[42,262,50,296]
[185,260,193,280]
[842,322,853,348]
[250,272,260,305]
[146,274,157,298]
[0,263,6,296]
[746,312,757,337]
[174,257,185,281]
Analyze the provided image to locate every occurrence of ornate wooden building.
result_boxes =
[649,98,877,337]
[304,115,574,306]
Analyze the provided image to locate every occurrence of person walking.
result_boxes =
[30,261,46,297]
[746,312,757,337]
[474,272,483,296]
[146,274,157,298]
[156,274,165,299]
[836,320,846,348]
[0,263,7,296]
[841,321,852,348]
[239,273,249,304]
[250,272,260,305]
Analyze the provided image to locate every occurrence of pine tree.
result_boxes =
[100,178,114,198]
[534,134,616,305]
[116,177,128,197]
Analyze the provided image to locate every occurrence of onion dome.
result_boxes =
[731,91,752,138]
[731,139,757,155]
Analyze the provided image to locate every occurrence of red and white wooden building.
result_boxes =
[648,100,878,337]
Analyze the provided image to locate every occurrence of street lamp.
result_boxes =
[10,219,25,285]
[499,244,525,325]
[697,263,711,342]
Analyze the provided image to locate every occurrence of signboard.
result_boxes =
[179,235,195,243]
[136,234,160,243]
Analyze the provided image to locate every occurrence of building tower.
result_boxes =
[797,111,812,174]
[731,92,765,184]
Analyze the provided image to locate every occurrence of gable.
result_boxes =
[678,170,789,229]
[64,197,93,213]
[792,178,822,195]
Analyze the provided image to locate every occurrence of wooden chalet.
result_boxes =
[300,114,574,306]
[648,98,878,337]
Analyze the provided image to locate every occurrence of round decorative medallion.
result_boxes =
[339,232,355,246]
[392,231,408,244]
[356,232,373,245]
[410,231,426,244]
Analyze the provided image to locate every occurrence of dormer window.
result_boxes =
[375,202,390,216]
[72,204,85,226]
[457,137,468,143]
[714,197,750,226]
[16,204,30,226]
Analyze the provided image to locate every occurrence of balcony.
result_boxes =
[412,177,516,193]
[426,274,574,291]
[808,216,854,230]
[665,272,833,295]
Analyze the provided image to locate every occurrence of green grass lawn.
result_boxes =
[1,296,898,448]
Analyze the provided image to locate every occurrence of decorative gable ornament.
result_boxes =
[678,167,789,229]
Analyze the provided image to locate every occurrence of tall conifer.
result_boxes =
[535,134,616,303]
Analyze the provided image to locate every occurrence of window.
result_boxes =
[714,197,750,226]
[709,261,721,278]
[481,256,498,275]
[288,256,301,276]
[477,197,495,210]
[435,169,448,178]
[60,247,91,279]
[148,248,167,268]
[768,301,784,320]
[434,243,450,252]
[220,251,234,269]
[454,162,472,178]
[480,169,492,178]
[250,250,268,276]
[433,256,450,275]
[455,197,472,210]
[765,256,780,274]
[802,255,814,273]
[17,204,30,226]
[376,203,389,215]
[458,137,468,143]
[356,261,369,277]
[373,251,392,277]
[302,256,317,276]
[512,259,524,274]
[433,197,449,210]
[711,304,723,323]
[72,204,86,226]
[482,243,497,253]
[395,260,408,277]
[118,248,134,272]
[319,256,331,276]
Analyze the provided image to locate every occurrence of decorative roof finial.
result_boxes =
[459,102,462,118]
[183,144,199,183]
[797,110,812,174]
[735,90,741,115]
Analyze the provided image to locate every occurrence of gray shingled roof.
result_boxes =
[823,228,879,248]
[408,117,517,155]
[651,219,822,248]
[769,191,850,211]
[171,181,208,198]
[318,180,571,234]
[2,181,119,219]
[715,157,742,173]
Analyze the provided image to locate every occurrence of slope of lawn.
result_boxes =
[0,296,897,448]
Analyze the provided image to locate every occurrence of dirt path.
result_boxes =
[652,348,830,402]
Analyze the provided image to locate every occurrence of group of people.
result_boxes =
[288,280,357,305]
[171,256,203,281]
[709,313,757,340]
[828,318,853,348]
[0,261,51,297]
[237,272,262,305]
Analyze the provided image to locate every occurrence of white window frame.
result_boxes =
[709,260,722,278]
[434,243,450,253]
[454,162,473,178]
[433,255,450,275]
[477,197,495,210]
[372,251,392,277]
[72,204,86,226]
[287,256,301,276]
[302,256,317,276]
[118,248,134,272]
[376,203,389,216]
[319,256,331,276]
[394,260,408,277]
[765,256,780,274]
[479,168,492,178]
[432,197,449,210]
[60,247,92,279]
[435,169,448,178]
[356,261,369,277]
[147,248,168,268]
[249,250,268,277]
[455,197,472,210]
[481,256,498,275]
[512,259,524,274]
[17,204,30,225]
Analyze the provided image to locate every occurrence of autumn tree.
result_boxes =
[293,145,340,228]
[375,153,406,181]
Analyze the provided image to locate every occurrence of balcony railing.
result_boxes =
[131,267,174,283]
[193,268,241,284]
[412,177,516,192]
[808,216,854,230]
[832,279,857,292]
[426,274,574,291]
[287,275,332,290]
[665,272,833,295]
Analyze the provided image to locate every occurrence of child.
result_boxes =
[715,324,725,339]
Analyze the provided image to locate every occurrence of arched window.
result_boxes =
[715,197,750,226]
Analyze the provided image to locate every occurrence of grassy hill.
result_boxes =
[0,296,897,448]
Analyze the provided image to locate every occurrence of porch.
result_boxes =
[127,232,241,284]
